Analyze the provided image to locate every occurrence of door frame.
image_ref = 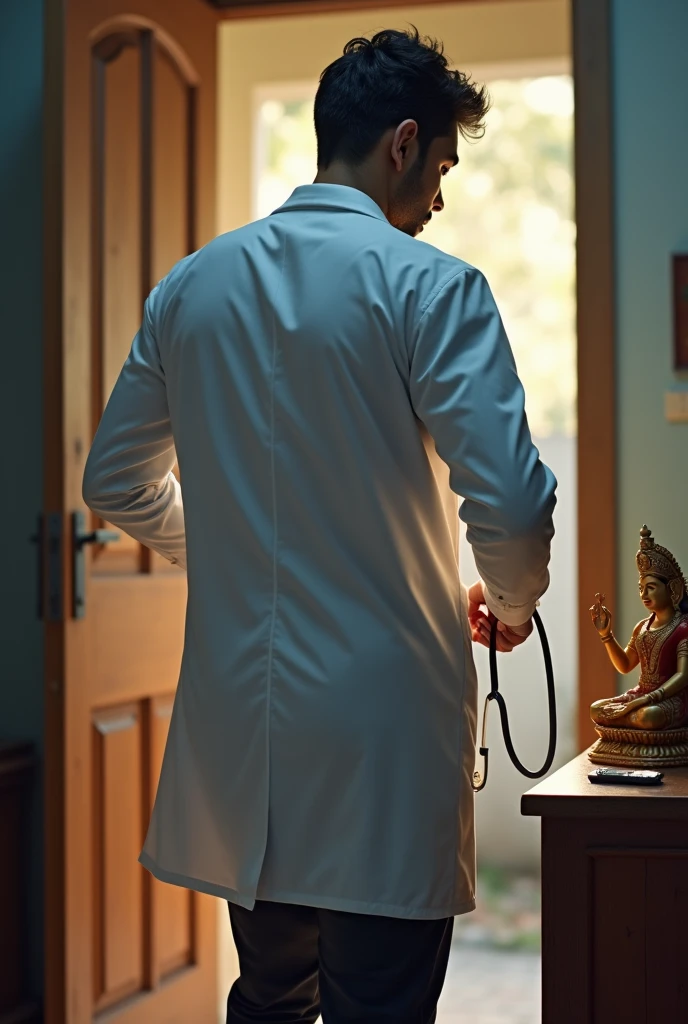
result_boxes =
[214,0,557,17]
[43,0,67,1016]
[43,0,614,1011]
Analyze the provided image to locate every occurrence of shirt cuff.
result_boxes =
[481,580,536,628]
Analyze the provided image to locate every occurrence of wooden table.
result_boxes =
[522,751,688,1024]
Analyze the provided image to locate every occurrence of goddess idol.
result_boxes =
[588,526,688,766]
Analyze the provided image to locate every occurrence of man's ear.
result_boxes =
[391,119,419,171]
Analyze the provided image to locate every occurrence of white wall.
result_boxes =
[612,0,688,645]
[461,434,577,869]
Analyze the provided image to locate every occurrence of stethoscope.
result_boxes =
[472,609,557,791]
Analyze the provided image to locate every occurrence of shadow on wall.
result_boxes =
[460,433,577,871]
[0,1,45,1009]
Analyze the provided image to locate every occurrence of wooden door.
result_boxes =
[44,2,219,1022]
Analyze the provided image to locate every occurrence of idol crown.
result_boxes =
[636,525,687,588]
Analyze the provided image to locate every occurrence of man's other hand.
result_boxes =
[466,580,533,653]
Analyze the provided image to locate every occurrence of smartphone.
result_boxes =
[588,768,664,786]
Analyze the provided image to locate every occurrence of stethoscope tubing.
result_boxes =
[472,609,557,792]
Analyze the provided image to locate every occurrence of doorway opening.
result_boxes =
[218,4,574,1021]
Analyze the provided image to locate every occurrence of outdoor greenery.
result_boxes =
[452,864,542,952]
[255,75,575,438]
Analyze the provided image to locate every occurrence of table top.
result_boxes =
[521,749,688,820]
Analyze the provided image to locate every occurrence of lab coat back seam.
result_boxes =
[260,231,289,886]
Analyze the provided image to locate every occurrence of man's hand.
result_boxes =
[466,580,533,653]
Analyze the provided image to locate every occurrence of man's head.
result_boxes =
[314,27,490,237]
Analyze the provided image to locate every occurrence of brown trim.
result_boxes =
[212,0,537,18]
[42,1,67,1021]
[140,698,156,991]
[187,85,198,255]
[573,0,616,750]
[140,30,154,307]
[140,30,155,576]
[672,253,688,370]
[89,15,200,85]
[90,51,105,441]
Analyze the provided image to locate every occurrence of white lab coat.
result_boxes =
[83,184,556,920]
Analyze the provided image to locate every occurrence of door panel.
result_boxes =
[91,577,186,704]
[93,705,145,1010]
[153,53,196,283]
[47,2,218,1022]
[97,38,144,572]
[101,44,143,412]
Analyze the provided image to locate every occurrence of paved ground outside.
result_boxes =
[436,866,541,1023]
[437,945,541,1024]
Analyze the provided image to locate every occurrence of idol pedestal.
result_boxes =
[522,751,688,1024]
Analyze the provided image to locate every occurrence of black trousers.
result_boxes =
[226,899,454,1024]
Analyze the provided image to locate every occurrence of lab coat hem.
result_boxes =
[254,886,476,920]
[138,851,256,909]
[139,851,476,919]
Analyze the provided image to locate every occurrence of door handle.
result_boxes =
[72,511,120,619]
[76,527,121,547]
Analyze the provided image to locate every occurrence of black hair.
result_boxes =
[314,26,490,169]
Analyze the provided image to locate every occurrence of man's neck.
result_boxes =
[313,162,389,217]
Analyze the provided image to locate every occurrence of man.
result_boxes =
[83,26,556,1024]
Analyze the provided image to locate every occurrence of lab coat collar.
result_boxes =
[271,184,389,225]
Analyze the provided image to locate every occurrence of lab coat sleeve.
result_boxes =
[409,266,556,627]
[82,282,186,570]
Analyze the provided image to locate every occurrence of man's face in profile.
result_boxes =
[388,127,459,238]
